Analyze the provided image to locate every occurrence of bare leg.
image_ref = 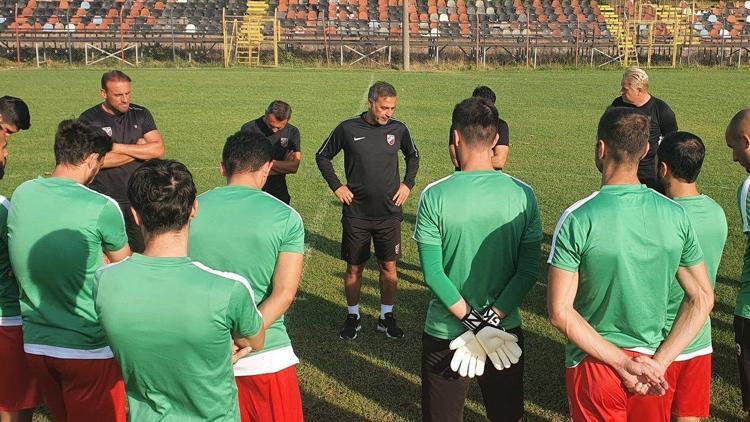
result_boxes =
[344,263,365,307]
[0,410,34,422]
[378,260,398,306]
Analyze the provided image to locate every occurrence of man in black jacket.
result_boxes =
[316,81,420,341]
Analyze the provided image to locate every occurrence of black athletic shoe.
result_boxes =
[376,312,404,339]
[340,314,362,340]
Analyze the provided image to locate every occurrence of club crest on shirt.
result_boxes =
[280,137,289,148]
[386,134,395,146]
[101,127,113,137]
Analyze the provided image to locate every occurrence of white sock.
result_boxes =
[380,304,393,318]
[347,305,360,317]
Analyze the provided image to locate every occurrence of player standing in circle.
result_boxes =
[414,97,541,421]
[0,97,40,422]
[725,108,750,422]
[190,132,305,421]
[8,119,131,422]
[80,70,165,253]
[656,131,727,422]
[547,108,713,421]
[240,100,302,205]
[610,67,678,190]
[316,81,420,340]
[95,159,265,421]
[448,86,510,171]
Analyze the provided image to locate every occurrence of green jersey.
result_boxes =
[737,176,750,318]
[189,185,304,375]
[0,195,22,326]
[664,195,726,357]
[94,254,263,421]
[0,196,20,324]
[548,184,704,368]
[413,171,542,340]
[8,177,128,357]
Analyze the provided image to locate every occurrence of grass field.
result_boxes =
[2,67,749,421]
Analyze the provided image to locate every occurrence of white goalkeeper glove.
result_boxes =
[448,331,486,378]
[461,307,522,371]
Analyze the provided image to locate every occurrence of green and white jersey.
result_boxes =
[0,196,21,325]
[413,171,543,340]
[7,177,127,358]
[737,176,750,318]
[548,184,704,368]
[189,185,305,376]
[94,254,263,422]
[664,195,726,359]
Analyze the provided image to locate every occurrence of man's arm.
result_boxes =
[652,263,713,367]
[491,145,509,170]
[400,126,420,190]
[270,151,302,176]
[659,102,678,136]
[104,245,131,263]
[258,252,303,329]
[228,281,266,354]
[547,266,663,394]
[316,125,353,205]
[110,130,165,161]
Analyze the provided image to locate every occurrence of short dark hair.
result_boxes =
[471,86,496,104]
[101,70,131,90]
[54,119,113,165]
[452,97,499,148]
[128,159,196,235]
[368,81,397,102]
[0,96,30,130]
[597,107,649,164]
[222,131,273,176]
[266,100,292,121]
[658,131,705,183]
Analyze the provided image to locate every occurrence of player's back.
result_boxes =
[549,184,703,366]
[189,185,303,353]
[7,177,125,351]
[94,255,260,421]
[414,170,541,338]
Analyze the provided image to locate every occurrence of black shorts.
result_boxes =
[341,216,401,265]
[735,315,750,411]
[421,329,524,422]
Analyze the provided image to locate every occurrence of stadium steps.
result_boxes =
[599,3,637,65]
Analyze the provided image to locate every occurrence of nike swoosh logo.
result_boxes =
[354,137,365,141]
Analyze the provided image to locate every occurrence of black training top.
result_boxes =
[80,103,157,203]
[610,95,677,182]
[316,113,420,220]
[240,116,301,202]
[448,117,510,147]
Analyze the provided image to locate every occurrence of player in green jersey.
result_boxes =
[414,97,542,421]
[657,131,727,421]
[0,97,39,422]
[8,119,131,422]
[190,131,305,422]
[95,159,265,421]
[726,108,750,421]
[548,108,714,421]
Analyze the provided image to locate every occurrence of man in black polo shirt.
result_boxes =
[316,81,420,341]
[240,100,301,204]
[448,86,509,171]
[610,67,677,190]
[80,70,165,253]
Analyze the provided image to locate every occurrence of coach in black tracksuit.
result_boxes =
[316,81,419,342]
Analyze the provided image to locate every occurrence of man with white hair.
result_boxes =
[610,67,677,190]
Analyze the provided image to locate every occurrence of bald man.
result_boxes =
[726,108,750,421]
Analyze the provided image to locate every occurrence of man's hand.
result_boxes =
[334,185,354,205]
[614,355,667,396]
[231,339,253,364]
[449,331,486,378]
[392,183,411,206]
[632,355,668,395]
[283,150,295,161]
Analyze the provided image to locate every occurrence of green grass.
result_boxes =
[3,67,749,421]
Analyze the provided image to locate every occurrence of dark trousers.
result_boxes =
[421,329,524,422]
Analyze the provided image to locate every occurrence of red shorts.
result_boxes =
[0,326,40,411]
[665,354,711,418]
[236,365,303,422]
[566,350,669,422]
[25,353,126,422]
